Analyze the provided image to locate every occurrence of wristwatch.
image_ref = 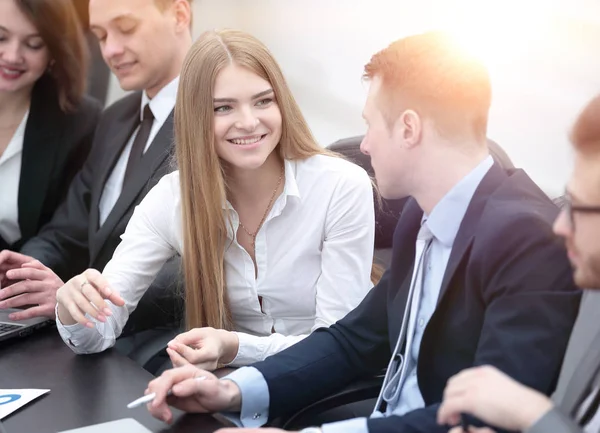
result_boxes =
[299,428,322,433]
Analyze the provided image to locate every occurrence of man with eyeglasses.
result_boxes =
[437,94,600,433]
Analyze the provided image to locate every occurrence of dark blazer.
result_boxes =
[20,91,182,333]
[1,75,102,251]
[252,163,581,433]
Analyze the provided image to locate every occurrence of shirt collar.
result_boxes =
[425,155,494,247]
[281,159,301,199]
[141,76,179,124]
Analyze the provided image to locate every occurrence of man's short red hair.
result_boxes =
[571,95,600,154]
[364,31,492,142]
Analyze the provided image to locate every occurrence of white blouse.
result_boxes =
[0,110,29,246]
[57,154,376,364]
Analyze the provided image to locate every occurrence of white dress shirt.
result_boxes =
[577,385,600,433]
[98,77,179,226]
[57,154,375,360]
[223,155,495,432]
[0,110,29,246]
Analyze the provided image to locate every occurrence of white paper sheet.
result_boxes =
[0,389,50,419]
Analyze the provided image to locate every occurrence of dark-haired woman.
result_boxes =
[0,0,101,251]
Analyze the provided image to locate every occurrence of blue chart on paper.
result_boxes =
[0,394,21,405]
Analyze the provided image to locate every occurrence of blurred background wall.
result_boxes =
[104,0,600,197]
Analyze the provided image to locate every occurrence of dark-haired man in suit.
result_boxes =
[141,31,581,433]
[0,0,193,338]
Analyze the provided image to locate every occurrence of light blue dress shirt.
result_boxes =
[224,155,494,433]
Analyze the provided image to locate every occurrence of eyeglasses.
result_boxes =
[563,191,600,230]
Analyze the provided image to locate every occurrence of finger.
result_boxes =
[0,280,44,300]
[168,341,201,362]
[80,282,111,316]
[64,296,94,328]
[437,397,470,425]
[171,343,217,371]
[148,365,201,409]
[7,304,53,321]
[167,347,191,368]
[5,267,48,282]
[171,376,209,398]
[20,260,48,271]
[147,401,173,424]
[173,329,202,345]
[83,269,125,306]
[71,289,107,323]
[0,292,47,310]
[0,250,31,267]
[164,395,202,414]
[163,394,213,415]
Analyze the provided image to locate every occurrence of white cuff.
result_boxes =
[229,331,266,366]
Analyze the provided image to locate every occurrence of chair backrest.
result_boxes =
[329,136,515,173]
[328,136,515,266]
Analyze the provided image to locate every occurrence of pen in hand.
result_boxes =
[127,376,207,409]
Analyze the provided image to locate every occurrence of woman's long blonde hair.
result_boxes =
[176,29,331,330]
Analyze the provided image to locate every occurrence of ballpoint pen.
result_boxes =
[127,376,207,409]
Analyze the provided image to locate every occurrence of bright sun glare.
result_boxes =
[437,0,558,71]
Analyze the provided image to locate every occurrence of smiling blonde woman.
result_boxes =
[54,29,376,368]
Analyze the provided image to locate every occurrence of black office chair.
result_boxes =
[113,256,185,374]
[270,136,516,430]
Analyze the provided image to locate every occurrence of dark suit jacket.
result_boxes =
[20,92,183,333]
[1,75,101,251]
[252,163,581,433]
[528,291,600,433]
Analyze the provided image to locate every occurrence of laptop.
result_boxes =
[0,309,51,343]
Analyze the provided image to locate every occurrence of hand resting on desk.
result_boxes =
[56,268,125,327]
[0,250,63,320]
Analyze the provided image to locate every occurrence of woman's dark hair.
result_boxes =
[16,0,89,112]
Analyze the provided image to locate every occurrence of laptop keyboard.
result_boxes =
[0,323,22,333]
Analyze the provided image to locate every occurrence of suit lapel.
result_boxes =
[89,96,140,232]
[436,163,507,305]
[92,111,174,258]
[18,77,64,241]
[561,328,600,416]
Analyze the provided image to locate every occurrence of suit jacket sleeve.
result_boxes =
[363,214,581,433]
[19,100,115,279]
[525,408,582,433]
[252,268,393,421]
[20,139,99,280]
[56,97,101,207]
